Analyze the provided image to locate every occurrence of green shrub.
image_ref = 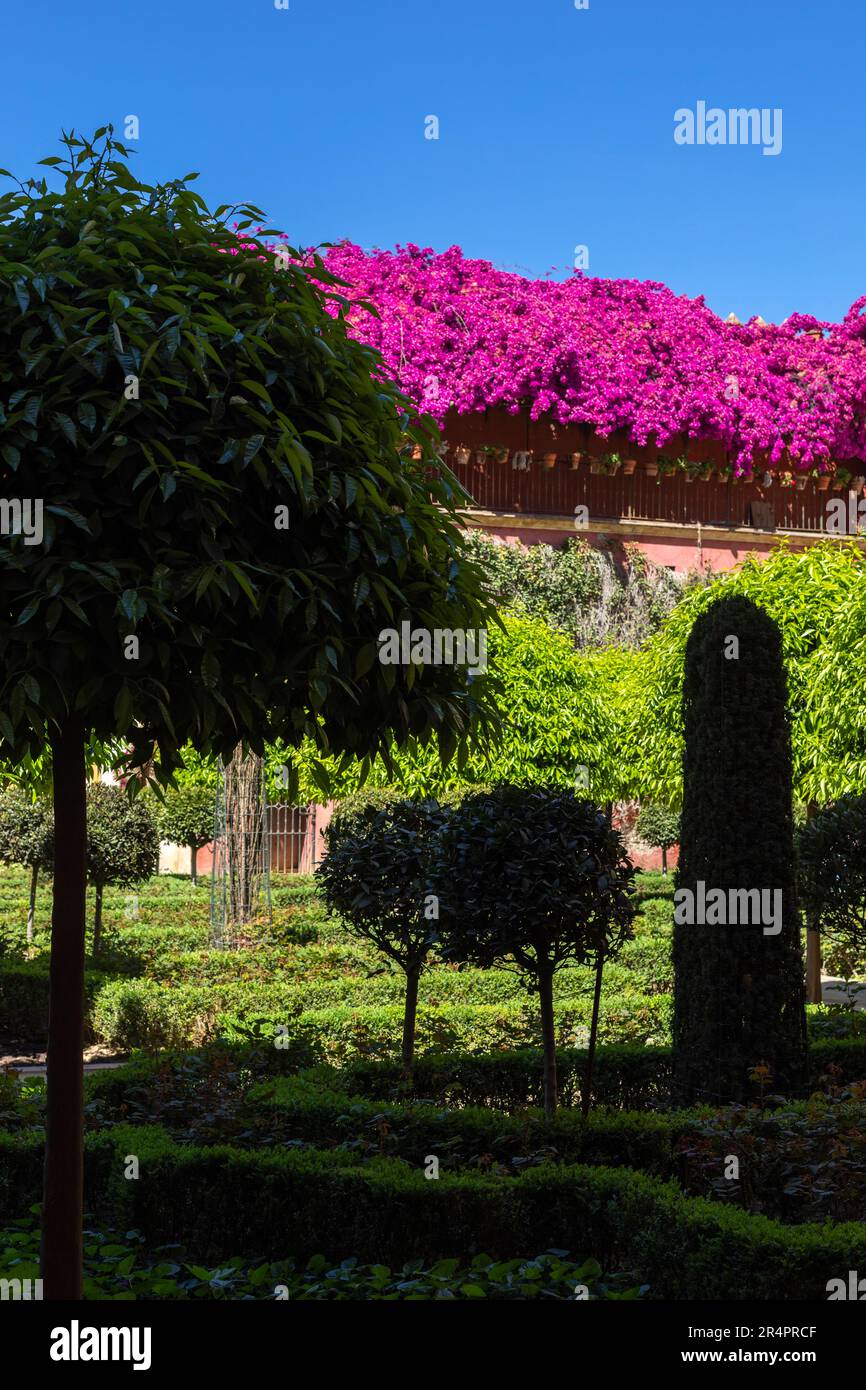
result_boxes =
[3,1124,864,1297]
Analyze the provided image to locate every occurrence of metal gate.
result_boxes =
[267,803,318,874]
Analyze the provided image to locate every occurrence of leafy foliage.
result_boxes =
[635,542,866,807]
[317,796,448,1070]
[798,795,866,950]
[435,785,636,1115]
[86,782,158,893]
[673,596,808,1104]
[462,530,689,650]
[0,788,53,872]
[0,129,498,781]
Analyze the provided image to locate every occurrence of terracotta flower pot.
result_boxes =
[569,453,582,470]
[590,460,603,474]
[644,462,658,478]
[543,452,557,470]
[622,458,638,475]
[832,481,844,492]
[495,447,509,464]
[816,475,830,492]
[455,447,471,467]
[795,476,807,491]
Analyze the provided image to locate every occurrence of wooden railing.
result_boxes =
[449,458,833,532]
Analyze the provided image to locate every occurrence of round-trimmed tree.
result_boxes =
[85,782,159,954]
[0,786,53,943]
[435,784,636,1118]
[0,129,496,1297]
[635,802,680,875]
[316,793,447,1075]
[153,783,215,885]
[673,595,808,1104]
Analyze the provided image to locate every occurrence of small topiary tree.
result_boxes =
[435,784,636,1118]
[0,787,54,944]
[635,801,680,875]
[316,794,447,1075]
[154,783,215,885]
[86,783,159,955]
[798,795,866,973]
[674,595,808,1105]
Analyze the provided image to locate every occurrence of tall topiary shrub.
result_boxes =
[0,787,54,943]
[316,794,447,1075]
[86,783,159,954]
[673,595,808,1104]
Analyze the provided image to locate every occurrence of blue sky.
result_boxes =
[3,0,863,325]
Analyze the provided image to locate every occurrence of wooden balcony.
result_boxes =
[449,456,834,533]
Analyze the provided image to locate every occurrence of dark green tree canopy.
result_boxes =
[317,794,447,974]
[798,794,866,949]
[0,128,496,783]
[0,785,54,871]
[435,784,636,975]
[86,781,158,890]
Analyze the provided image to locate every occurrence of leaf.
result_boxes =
[243,435,265,466]
[52,412,77,446]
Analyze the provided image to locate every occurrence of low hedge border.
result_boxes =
[1,1123,863,1298]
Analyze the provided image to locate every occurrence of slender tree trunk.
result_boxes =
[190,842,197,887]
[538,965,558,1120]
[805,803,822,1005]
[27,863,38,945]
[806,930,822,1005]
[661,845,668,876]
[41,721,86,1300]
[93,883,103,957]
[402,965,420,1077]
[582,951,605,1119]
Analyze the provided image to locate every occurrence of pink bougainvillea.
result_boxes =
[227,230,866,471]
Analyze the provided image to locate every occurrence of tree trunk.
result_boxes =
[41,721,86,1300]
[401,965,420,1077]
[27,862,38,945]
[806,929,822,1005]
[538,966,558,1120]
[805,803,822,1005]
[190,842,197,887]
[93,882,103,957]
[661,845,668,876]
[582,951,605,1119]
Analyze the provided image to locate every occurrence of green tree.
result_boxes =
[0,787,53,943]
[317,794,447,1075]
[85,782,158,953]
[798,795,866,954]
[673,596,808,1105]
[274,613,623,803]
[634,541,866,1000]
[0,129,495,1297]
[635,802,680,875]
[153,783,214,884]
[435,785,636,1118]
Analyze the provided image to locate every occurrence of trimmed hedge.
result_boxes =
[0,960,108,1040]
[332,1035,866,1109]
[1,1122,863,1298]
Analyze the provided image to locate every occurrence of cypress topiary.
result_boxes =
[673,595,807,1104]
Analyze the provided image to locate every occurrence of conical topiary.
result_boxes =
[673,595,807,1103]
